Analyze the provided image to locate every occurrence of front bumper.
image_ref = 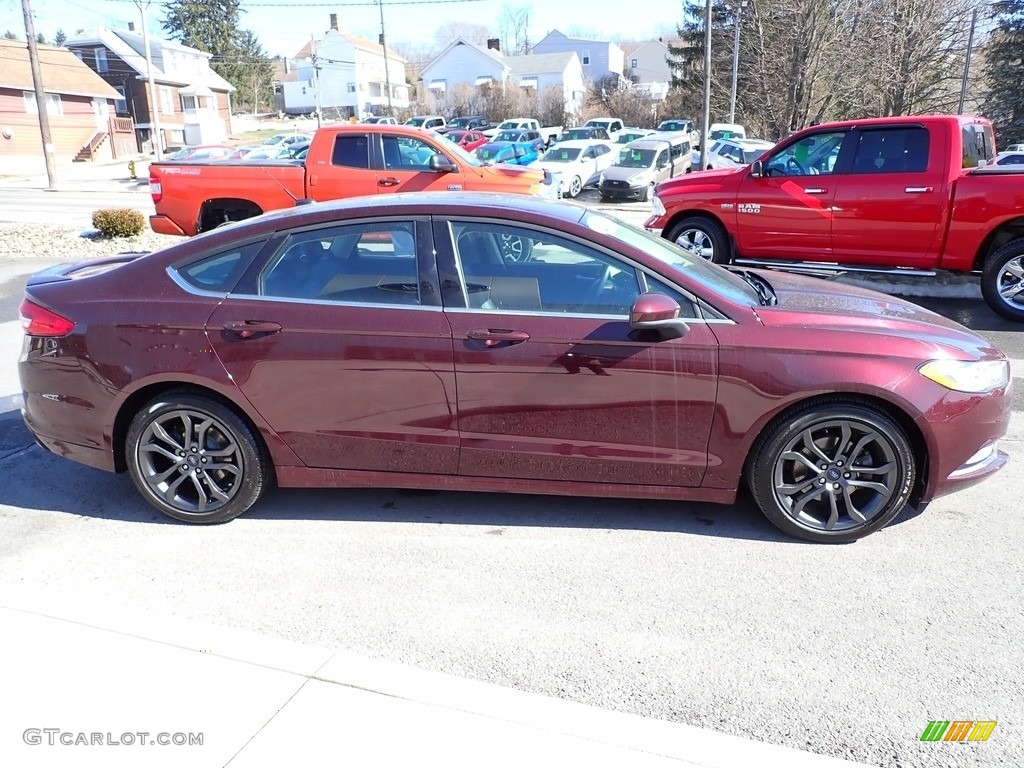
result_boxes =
[599,182,645,200]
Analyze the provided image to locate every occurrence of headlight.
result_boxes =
[651,194,666,216]
[919,359,1010,393]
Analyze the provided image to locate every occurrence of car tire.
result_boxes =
[665,216,730,263]
[981,237,1024,322]
[747,402,915,543]
[567,175,582,198]
[126,392,271,524]
[641,183,654,202]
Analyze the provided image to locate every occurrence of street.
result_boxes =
[0,191,1022,768]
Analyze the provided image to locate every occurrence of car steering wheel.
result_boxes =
[786,157,808,175]
[587,264,616,302]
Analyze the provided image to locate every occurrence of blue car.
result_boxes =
[474,141,539,166]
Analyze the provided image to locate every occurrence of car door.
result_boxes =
[732,129,847,260]
[830,125,944,266]
[433,218,719,487]
[206,218,459,474]
[376,132,467,192]
[307,132,380,200]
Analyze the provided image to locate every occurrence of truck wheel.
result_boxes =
[666,216,730,264]
[982,238,1024,322]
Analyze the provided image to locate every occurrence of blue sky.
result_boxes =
[13,0,685,59]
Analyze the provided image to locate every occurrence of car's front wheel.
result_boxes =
[126,393,271,523]
[981,237,1024,322]
[566,175,582,198]
[747,403,915,543]
[666,216,730,264]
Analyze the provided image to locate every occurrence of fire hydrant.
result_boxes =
[128,160,137,180]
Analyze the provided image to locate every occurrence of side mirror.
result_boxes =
[629,293,689,339]
[749,160,765,178]
[429,155,458,173]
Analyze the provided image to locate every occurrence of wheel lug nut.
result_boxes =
[836,460,844,467]
[819,478,826,484]
[844,472,851,479]
[179,451,186,457]
[191,446,198,452]
[820,464,827,470]
[201,457,207,463]
[833,483,841,490]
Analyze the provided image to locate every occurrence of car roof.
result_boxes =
[545,139,607,149]
[625,139,675,151]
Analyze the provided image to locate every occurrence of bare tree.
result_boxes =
[433,22,492,48]
[499,4,531,55]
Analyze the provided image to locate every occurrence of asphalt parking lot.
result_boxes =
[0,194,1022,768]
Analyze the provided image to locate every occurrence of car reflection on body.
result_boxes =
[18,193,1010,542]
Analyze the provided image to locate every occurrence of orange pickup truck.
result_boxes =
[149,124,559,236]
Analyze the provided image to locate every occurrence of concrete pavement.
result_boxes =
[0,585,874,768]
[0,155,152,193]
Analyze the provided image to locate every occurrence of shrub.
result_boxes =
[91,208,146,238]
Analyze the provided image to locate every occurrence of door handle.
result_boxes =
[905,186,933,193]
[378,177,401,187]
[803,187,827,194]
[222,320,282,338]
[467,329,530,347]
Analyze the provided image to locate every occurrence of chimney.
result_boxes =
[487,38,500,52]
[128,22,135,31]
[329,13,339,31]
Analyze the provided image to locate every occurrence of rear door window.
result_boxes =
[850,127,930,173]
[331,134,370,168]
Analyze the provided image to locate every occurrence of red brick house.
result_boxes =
[0,38,131,171]
[67,27,234,153]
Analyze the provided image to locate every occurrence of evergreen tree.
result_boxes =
[162,0,272,114]
[982,0,1024,145]
[665,0,736,128]
[3,31,20,40]
[36,32,46,45]
[54,29,67,47]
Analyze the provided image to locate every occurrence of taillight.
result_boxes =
[150,172,162,203]
[20,299,74,337]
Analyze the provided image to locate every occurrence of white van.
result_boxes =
[707,123,747,142]
[598,133,691,202]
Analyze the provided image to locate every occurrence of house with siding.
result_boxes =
[0,38,128,171]
[418,39,585,118]
[67,27,234,152]
[280,15,409,118]
[531,31,625,84]
[622,40,675,100]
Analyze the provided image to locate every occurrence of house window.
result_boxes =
[631,58,638,69]
[94,48,108,73]
[160,86,174,115]
[347,83,356,93]
[429,79,446,93]
[582,50,590,66]
[23,92,62,116]
[520,76,538,90]
[114,85,127,114]
[182,96,197,110]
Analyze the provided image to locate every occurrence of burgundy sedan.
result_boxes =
[18,194,1010,542]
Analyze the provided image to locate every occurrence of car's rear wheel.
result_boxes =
[981,237,1024,322]
[126,393,270,524]
[666,216,730,264]
[747,403,915,543]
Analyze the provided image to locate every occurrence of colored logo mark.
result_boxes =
[920,721,997,742]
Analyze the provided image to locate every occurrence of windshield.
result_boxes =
[615,133,644,145]
[448,118,472,128]
[497,131,522,142]
[540,147,581,162]
[658,121,687,131]
[405,118,426,127]
[614,149,656,168]
[562,129,593,140]
[585,120,610,129]
[744,148,770,163]
[477,146,504,161]
[580,210,757,307]
[497,121,521,130]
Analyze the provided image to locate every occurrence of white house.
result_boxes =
[623,40,675,101]
[418,39,507,97]
[507,52,585,117]
[282,18,408,118]
[418,39,585,118]
[531,31,624,83]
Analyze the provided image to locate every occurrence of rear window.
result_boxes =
[962,124,996,168]
[332,135,370,168]
[851,127,930,173]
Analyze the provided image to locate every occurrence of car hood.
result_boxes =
[753,271,1003,359]
[657,166,741,194]
[479,163,543,180]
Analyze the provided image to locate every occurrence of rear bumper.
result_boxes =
[149,215,187,237]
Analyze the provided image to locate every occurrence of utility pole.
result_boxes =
[21,0,58,189]
[958,5,979,115]
[378,0,394,114]
[135,0,163,160]
[311,39,322,129]
[700,0,712,170]
[728,1,746,125]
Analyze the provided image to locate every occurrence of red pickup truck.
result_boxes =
[149,124,558,237]
[645,114,1024,321]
